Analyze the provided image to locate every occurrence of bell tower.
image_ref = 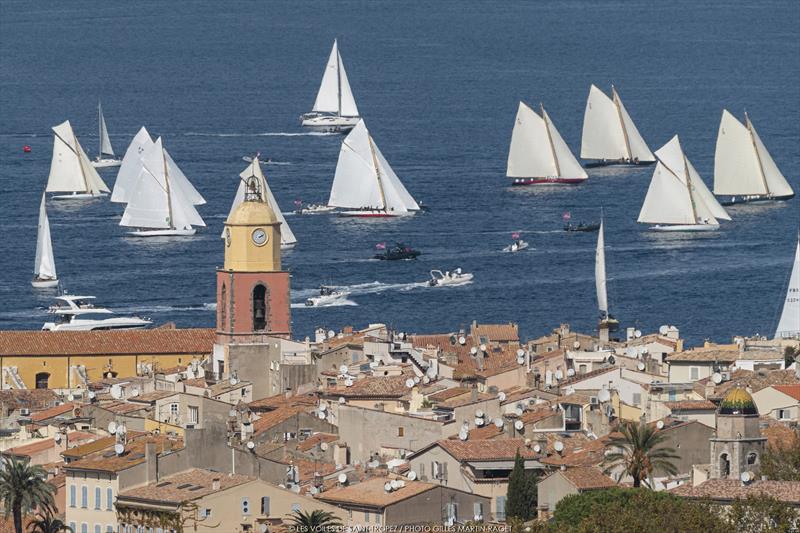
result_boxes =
[216,175,291,344]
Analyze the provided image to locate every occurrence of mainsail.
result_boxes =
[46,121,110,194]
[639,136,729,226]
[113,126,155,203]
[98,102,114,157]
[595,218,608,316]
[312,39,359,118]
[34,194,57,281]
[714,110,794,198]
[581,85,654,162]
[775,239,800,339]
[507,102,587,181]
[224,157,297,247]
[328,120,419,213]
[119,138,205,230]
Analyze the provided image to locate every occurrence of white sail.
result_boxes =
[507,102,558,178]
[775,239,800,339]
[46,121,110,194]
[595,219,608,315]
[581,85,628,160]
[748,117,794,198]
[224,157,296,246]
[686,159,731,221]
[34,194,57,280]
[713,110,768,196]
[543,108,588,181]
[337,47,359,117]
[112,126,155,203]
[164,150,205,205]
[120,138,204,230]
[613,88,655,162]
[312,40,359,117]
[98,102,114,156]
[371,138,419,212]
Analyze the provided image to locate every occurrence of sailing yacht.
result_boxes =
[32,194,58,288]
[112,126,155,203]
[638,135,731,231]
[301,39,360,131]
[774,238,800,339]
[507,102,588,186]
[580,85,655,167]
[46,120,110,200]
[224,156,297,249]
[595,217,618,331]
[328,119,420,217]
[91,102,122,168]
[713,110,794,204]
[119,137,206,236]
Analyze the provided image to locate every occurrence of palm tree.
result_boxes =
[27,513,73,533]
[0,455,56,533]
[603,419,679,488]
[287,509,343,533]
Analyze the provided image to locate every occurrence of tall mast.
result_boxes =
[98,102,102,158]
[162,147,174,229]
[612,86,632,161]
[336,43,342,117]
[745,112,771,195]
[683,156,699,223]
[541,104,561,177]
[367,135,387,210]
[73,129,90,194]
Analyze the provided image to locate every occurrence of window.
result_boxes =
[578,364,587,374]
[35,372,50,389]
[496,496,506,521]
[95,525,101,533]
[69,485,76,507]
[81,524,88,533]
[668,390,677,401]
[253,285,267,330]
[107,487,113,510]
[95,487,101,509]
[81,486,88,508]
[188,406,199,424]
[241,388,247,397]
[720,453,731,478]
[778,409,789,420]
[261,496,271,515]
[364,511,370,523]
[398,427,404,437]
[107,527,114,533]
[632,393,641,406]
[220,284,227,328]
[747,452,758,465]
[242,497,250,515]
[473,502,484,521]
[200,508,211,519]
[375,514,381,525]
[170,403,179,417]
[69,524,75,533]
[690,367,699,380]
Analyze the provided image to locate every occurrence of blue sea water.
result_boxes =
[0,1,798,346]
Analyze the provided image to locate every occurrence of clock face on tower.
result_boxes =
[252,228,268,246]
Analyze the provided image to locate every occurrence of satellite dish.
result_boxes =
[88,391,96,400]
[626,347,636,358]
[110,385,122,400]
[114,443,125,455]
[54,433,62,443]
[607,355,616,365]
[474,418,484,426]
[339,365,349,375]
[345,378,353,387]
[475,409,484,418]
[309,486,319,495]
[470,347,478,356]
[67,393,75,402]
[514,420,524,430]
[107,422,117,435]
[413,376,420,384]
[524,438,531,447]
[369,361,379,369]
[634,330,642,338]
[712,372,723,385]
[338,397,346,404]
[637,362,646,371]
[130,388,139,397]
[426,366,437,378]
[405,378,415,388]
[517,356,525,365]
[479,344,487,352]
[598,389,611,403]
[246,441,255,450]
[117,423,126,435]
[740,471,752,483]
[230,378,238,386]
[533,444,541,453]
[291,485,301,494]
[260,525,268,533]
[458,429,468,441]
[573,341,581,349]
[567,368,576,377]
[327,330,336,339]
[384,482,393,492]
[422,376,430,384]
[659,325,669,335]
[318,411,326,420]
[319,403,327,412]
[517,349,525,357]
[493,418,504,428]
[656,420,665,429]
[390,480,400,490]
[555,370,563,380]
[554,441,564,452]
[338,473,348,484]
[498,392,506,401]
[458,336,466,345]
[515,407,523,417]
[407,471,417,481]
[320,442,329,451]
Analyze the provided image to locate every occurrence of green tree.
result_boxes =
[27,513,73,533]
[783,346,798,368]
[602,419,679,488]
[505,450,539,521]
[286,509,343,533]
[726,494,800,533]
[761,428,800,481]
[0,455,56,533]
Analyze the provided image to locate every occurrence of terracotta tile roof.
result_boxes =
[97,401,149,415]
[672,479,800,504]
[436,393,495,409]
[155,365,188,375]
[437,438,537,461]
[0,328,214,356]
[427,387,471,402]
[128,391,177,403]
[540,433,610,467]
[249,394,318,411]
[558,466,617,490]
[118,468,253,504]
[325,376,410,399]
[296,433,339,452]
[0,389,58,411]
[559,367,617,387]
[773,384,800,401]
[5,432,97,457]
[520,407,557,424]
[471,323,519,343]
[449,424,504,440]
[30,403,75,422]
[65,434,183,473]
[283,457,339,483]
[665,400,717,411]
[209,381,249,396]
[669,348,784,363]
[695,369,799,400]
[183,377,208,388]
[410,334,522,379]
[252,406,307,435]
[316,477,436,509]
[62,435,120,459]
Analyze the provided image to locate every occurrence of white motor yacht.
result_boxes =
[428,269,474,287]
[42,295,152,331]
[503,239,529,253]
[306,286,349,307]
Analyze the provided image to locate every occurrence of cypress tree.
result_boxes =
[505,450,538,520]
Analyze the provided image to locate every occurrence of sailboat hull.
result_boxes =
[511,177,586,186]
[91,158,122,168]
[31,277,59,289]
[301,113,360,132]
[649,224,719,232]
[51,192,108,200]
[127,228,197,237]
[338,210,410,218]
[280,243,296,250]
[583,159,656,169]
[718,193,795,206]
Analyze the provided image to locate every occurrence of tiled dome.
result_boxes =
[718,387,758,415]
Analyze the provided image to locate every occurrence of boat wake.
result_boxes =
[114,303,216,314]
[291,298,357,309]
[185,131,337,138]
[292,280,428,300]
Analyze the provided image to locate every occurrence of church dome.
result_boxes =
[226,199,277,226]
[718,388,758,415]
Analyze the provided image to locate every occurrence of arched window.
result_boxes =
[747,452,758,465]
[720,453,730,478]
[35,372,50,389]
[220,283,227,329]
[253,285,267,331]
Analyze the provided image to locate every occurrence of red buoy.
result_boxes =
[23,145,31,153]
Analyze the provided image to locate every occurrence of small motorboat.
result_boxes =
[502,239,529,253]
[564,221,601,232]
[306,286,348,307]
[374,242,421,261]
[296,203,336,215]
[42,295,151,331]
[428,269,473,287]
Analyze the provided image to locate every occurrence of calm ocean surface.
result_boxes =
[0,1,798,345]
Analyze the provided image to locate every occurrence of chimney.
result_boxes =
[145,441,157,484]
[212,478,221,491]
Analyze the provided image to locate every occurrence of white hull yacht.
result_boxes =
[301,39,360,132]
[91,102,122,168]
[42,295,151,331]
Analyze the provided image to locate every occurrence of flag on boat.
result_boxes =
[375,242,386,250]
[512,232,520,240]
[294,199,303,206]
[563,211,572,221]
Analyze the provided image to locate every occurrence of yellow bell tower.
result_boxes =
[223,200,281,272]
